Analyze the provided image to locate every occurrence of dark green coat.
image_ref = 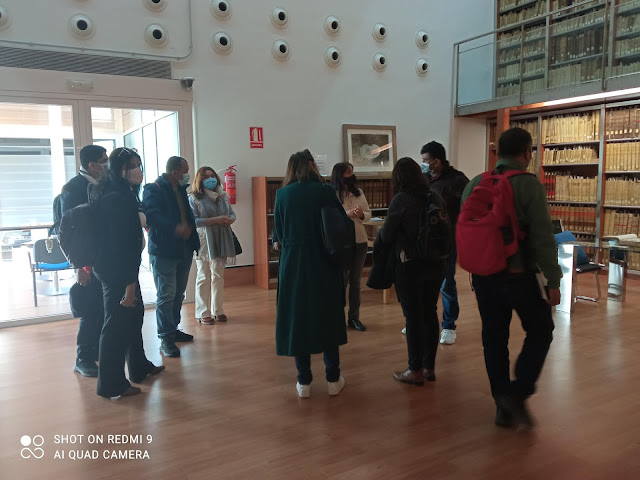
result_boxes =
[274,180,348,356]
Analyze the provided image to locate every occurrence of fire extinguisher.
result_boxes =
[224,165,237,204]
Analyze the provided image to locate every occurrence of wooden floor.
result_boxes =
[1,272,640,480]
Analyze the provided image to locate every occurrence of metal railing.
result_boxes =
[454,0,640,113]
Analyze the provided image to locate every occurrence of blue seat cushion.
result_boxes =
[38,262,70,270]
[554,231,590,266]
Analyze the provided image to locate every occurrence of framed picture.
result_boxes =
[342,124,397,173]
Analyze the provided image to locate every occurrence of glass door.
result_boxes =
[0,100,78,323]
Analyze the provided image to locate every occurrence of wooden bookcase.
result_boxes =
[487,99,640,270]
[252,174,394,289]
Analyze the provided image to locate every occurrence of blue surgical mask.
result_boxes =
[421,162,430,174]
[179,173,190,187]
[203,177,218,190]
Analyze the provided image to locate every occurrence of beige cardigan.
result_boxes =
[341,188,372,244]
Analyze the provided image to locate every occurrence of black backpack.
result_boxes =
[58,200,101,268]
[415,191,452,261]
[320,205,355,270]
[49,194,63,236]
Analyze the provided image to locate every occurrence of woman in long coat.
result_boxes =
[274,149,348,398]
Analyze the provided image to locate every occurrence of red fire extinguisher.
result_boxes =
[224,165,237,204]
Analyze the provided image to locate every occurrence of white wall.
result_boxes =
[0,0,495,266]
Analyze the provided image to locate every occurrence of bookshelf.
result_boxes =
[252,174,394,289]
[487,99,640,270]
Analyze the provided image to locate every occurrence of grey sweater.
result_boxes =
[188,188,237,261]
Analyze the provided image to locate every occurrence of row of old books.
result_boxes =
[543,173,598,202]
[497,59,546,83]
[549,58,603,88]
[541,112,601,143]
[549,205,597,233]
[614,36,640,59]
[615,12,640,36]
[542,146,598,164]
[499,0,546,28]
[551,8,606,36]
[606,107,640,139]
[359,180,391,209]
[510,120,539,144]
[604,177,640,205]
[605,142,640,171]
[603,210,640,236]
[607,61,640,77]
[499,25,546,49]
[497,78,545,97]
[551,30,603,65]
[498,40,545,64]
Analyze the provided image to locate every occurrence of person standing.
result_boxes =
[92,147,164,398]
[421,141,469,345]
[188,166,237,325]
[61,144,108,377]
[330,162,371,332]
[274,150,348,398]
[143,156,199,358]
[380,158,446,386]
[461,127,561,429]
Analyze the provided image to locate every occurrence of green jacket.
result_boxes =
[461,158,562,288]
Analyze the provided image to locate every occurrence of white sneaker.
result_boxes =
[401,327,406,335]
[296,382,310,398]
[440,329,456,345]
[328,376,345,396]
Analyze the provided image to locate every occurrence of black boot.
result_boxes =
[347,319,367,331]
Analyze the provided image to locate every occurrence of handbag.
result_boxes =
[231,229,242,255]
[320,205,355,270]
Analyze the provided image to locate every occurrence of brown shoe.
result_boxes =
[422,369,436,382]
[215,314,227,323]
[149,365,165,376]
[119,386,141,397]
[393,368,424,386]
[197,317,215,325]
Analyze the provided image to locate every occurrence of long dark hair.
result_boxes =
[283,149,323,186]
[392,157,429,195]
[93,147,143,200]
[330,162,361,203]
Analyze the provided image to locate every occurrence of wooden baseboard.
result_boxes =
[226,266,255,287]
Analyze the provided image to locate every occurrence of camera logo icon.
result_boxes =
[20,435,45,459]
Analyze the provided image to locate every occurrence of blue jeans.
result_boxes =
[150,246,193,339]
[441,244,459,330]
[295,347,340,385]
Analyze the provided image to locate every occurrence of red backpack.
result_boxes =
[456,170,531,276]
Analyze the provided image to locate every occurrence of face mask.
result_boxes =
[178,172,190,187]
[124,167,144,185]
[344,175,357,187]
[203,177,218,190]
[421,162,430,174]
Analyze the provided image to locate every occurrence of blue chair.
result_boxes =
[554,231,602,303]
[27,238,73,306]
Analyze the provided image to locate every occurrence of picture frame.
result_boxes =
[342,124,397,173]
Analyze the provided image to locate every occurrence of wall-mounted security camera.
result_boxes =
[68,14,95,39]
[272,39,290,61]
[180,77,195,89]
[145,24,168,47]
[416,30,429,48]
[210,0,231,20]
[325,47,341,67]
[373,53,387,72]
[143,0,167,11]
[271,7,288,28]
[373,23,387,42]
[0,5,10,30]
[211,32,232,54]
[324,16,340,36]
[416,58,428,76]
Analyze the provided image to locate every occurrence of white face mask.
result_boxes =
[124,167,144,186]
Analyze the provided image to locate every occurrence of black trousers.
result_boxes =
[74,275,104,362]
[472,272,554,399]
[394,259,444,371]
[344,242,368,322]
[295,347,340,385]
[94,276,153,398]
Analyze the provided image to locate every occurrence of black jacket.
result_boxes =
[142,174,199,258]
[91,181,143,287]
[60,174,91,214]
[379,186,445,279]
[428,165,469,228]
